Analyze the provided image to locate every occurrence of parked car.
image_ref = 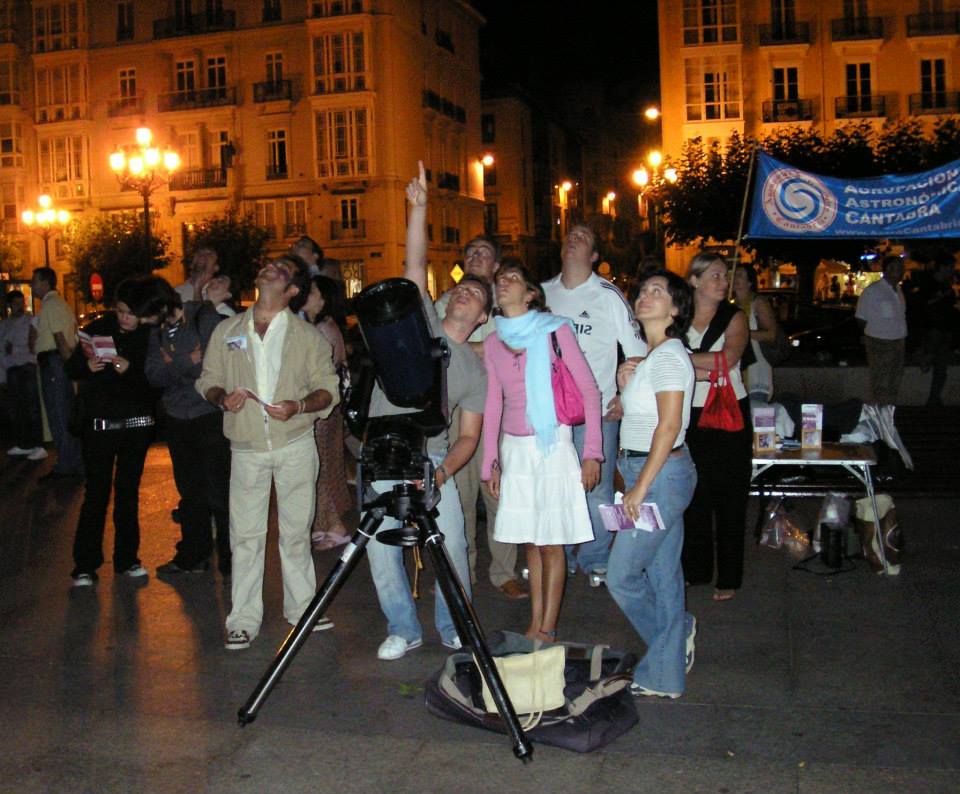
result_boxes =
[787,315,865,365]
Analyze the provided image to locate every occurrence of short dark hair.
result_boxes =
[293,235,323,262]
[735,264,758,293]
[882,254,904,275]
[464,235,501,264]
[458,273,494,315]
[115,275,179,319]
[32,267,56,291]
[6,289,24,304]
[636,269,693,341]
[310,274,348,329]
[494,258,547,313]
[275,254,311,312]
[570,223,601,260]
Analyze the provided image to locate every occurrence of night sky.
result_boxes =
[472,1,661,107]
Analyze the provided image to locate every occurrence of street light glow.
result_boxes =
[606,191,616,201]
[664,167,678,184]
[561,180,572,192]
[38,194,52,209]
[128,156,145,175]
[163,149,181,171]
[644,106,661,121]
[21,209,34,225]
[632,168,649,187]
[135,127,153,146]
[109,150,126,171]
[144,147,161,167]
[481,153,495,167]
[648,150,663,168]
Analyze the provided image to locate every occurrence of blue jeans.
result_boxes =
[38,352,82,474]
[567,420,620,573]
[366,455,471,645]
[607,449,697,695]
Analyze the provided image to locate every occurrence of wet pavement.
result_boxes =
[0,443,958,793]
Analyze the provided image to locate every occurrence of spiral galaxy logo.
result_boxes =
[762,167,838,233]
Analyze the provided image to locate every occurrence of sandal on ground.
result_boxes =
[713,589,736,602]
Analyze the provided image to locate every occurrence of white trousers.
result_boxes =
[226,433,319,639]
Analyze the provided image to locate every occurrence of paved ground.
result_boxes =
[0,440,958,793]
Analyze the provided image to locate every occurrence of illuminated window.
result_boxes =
[34,2,83,52]
[315,107,370,177]
[684,55,741,120]
[38,135,86,198]
[313,32,367,93]
[0,60,20,106]
[0,122,23,168]
[682,0,738,45]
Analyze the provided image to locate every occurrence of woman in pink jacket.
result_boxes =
[482,260,602,642]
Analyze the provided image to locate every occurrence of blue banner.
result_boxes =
[746,152,960,239]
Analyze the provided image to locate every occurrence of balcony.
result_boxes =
[834,94,886,119]
[831,16,883,41]
[266,165,288,181]
[153,10,236,39]
[284,222,307,238]
[36,103,85,123]
[169,167,227,191]
[253,79,292,102]
[158,86,236,112]
[758,21,811,46]
[907,12,960,37]
[330,220,366,240]
[762,98,814,123]
[910,91,960,115]
[107,95,144,117]
[437,171,460,191]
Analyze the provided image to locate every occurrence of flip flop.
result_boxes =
[713,589,736,602]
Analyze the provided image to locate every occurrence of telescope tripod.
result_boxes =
[237,482,534,763]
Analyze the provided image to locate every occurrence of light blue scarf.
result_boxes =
[495,310,572,455]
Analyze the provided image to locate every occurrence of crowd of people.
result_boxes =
[14,162,951,701]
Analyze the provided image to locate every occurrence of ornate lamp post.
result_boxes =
[21,194,71,267]
[632,150,677,250]
[108,127,180,256]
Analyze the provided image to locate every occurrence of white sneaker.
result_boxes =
[377,635,423,660]
[27,447,48,461]
[588,570,607,588]
[686,616,697,674]
[225,629,251,650]
[630,682,681,699]
[6,446,31,456]
[442,635,462,650]
[72,573,96,587]
[121,564,148,578]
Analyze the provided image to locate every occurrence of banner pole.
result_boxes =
[728,144,759,301]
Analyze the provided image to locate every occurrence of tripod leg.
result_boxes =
[416,513,534,763]
[237,509,384,726]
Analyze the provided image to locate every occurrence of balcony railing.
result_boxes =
[158,86,236,112]
[910,91,960,115]
[907,12,960,37]
[831,16,883,41]
[330,220,366,240]
[253,79,292,102]
[170,167,227,191]
[284,222,307,238]
[758,21,811,45]
[266,165,288,180]
[107,95,145,117]
[437,171,460,191]
[153,10,236,39]
[762,98,814,123]
[835,94,886,119]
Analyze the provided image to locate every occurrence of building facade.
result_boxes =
[658,0,960,269]
[1,0,485,305]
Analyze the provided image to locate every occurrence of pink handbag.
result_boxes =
[550,332,585,426]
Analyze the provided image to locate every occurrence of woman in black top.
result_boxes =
[66,276,173,587]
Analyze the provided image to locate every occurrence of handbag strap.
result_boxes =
[699,300,740,353]
[550,331,562,359]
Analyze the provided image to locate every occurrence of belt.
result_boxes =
[92,416,155,431]
[622,444,685,458]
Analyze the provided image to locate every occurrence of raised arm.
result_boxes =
[403,160,429,297]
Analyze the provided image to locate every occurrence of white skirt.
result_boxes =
[493,425,595,546]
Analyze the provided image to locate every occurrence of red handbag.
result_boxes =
[550,331,585,426]
[697,351,744,431]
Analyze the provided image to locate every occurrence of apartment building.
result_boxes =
[1,0,485,302]
[658,0,960,267]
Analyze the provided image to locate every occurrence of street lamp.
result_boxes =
[632,152,677,249]
[109,126,180,257]
[21,194,71,268]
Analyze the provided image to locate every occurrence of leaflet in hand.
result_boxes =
[239,387,280,409]
[78,331,117,360]
[598,492,665,532]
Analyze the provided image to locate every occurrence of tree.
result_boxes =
[183,211,270,295]
[0,234,26,279]
[64,213,169,302]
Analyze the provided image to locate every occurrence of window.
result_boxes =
[842,0,867,20]
[1,183,21,234]
[845,62,873,112]
[311,0,363,16]
[117,67,137,109]
[339,258,365,298]
[315,107,370,177]
[338,197,359,229]
[0,60,20,106]
[176,60,196,93]
[284,198,306,236]
[773,66,798,101]
[313,32,367,93]
[683,0,738,45]
[770,0,796,33]
[267,129,287,179]
[685,55,741,120]
[207,56,227,97]
[921,58,947,107]
[483,202,498,235]
[481,113,495,144]
[0,122,23,168]
[255,200,277,239]
[263,0,281,22]
[920,0,945,12]
[38,135,86,198]
[34,2,82,52]
[35,63,86,122]
[483,163,497,187]
[117,1,134,40]
[266,52,283,84]
[209,129,230,170]
[176,130,200,169]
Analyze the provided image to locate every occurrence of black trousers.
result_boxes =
[682,397,752,591]
[72,425,153,576]
[6,363,43,449]
[165,412,231,571]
